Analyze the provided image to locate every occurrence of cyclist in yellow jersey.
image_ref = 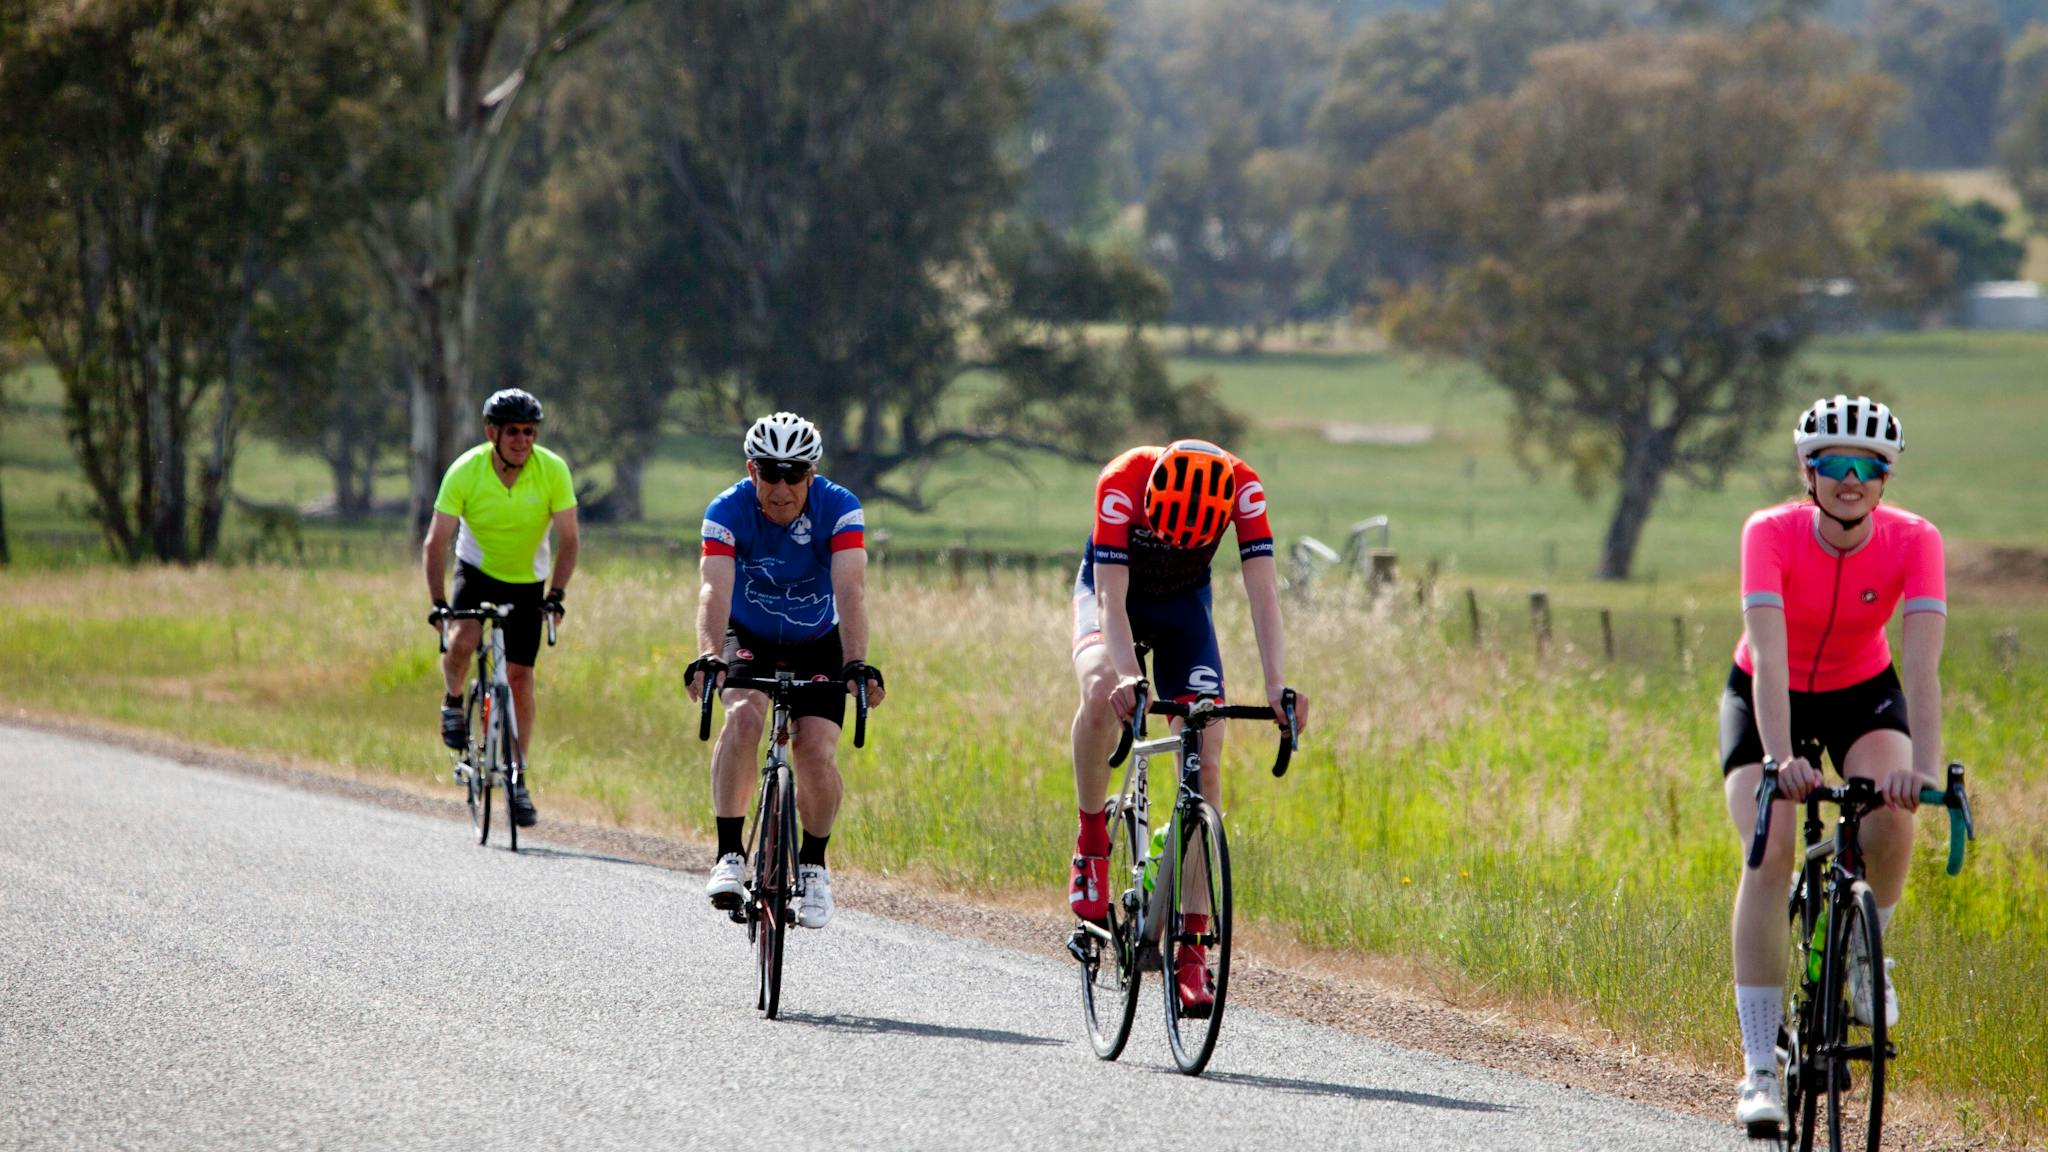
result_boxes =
[422,389,580,827]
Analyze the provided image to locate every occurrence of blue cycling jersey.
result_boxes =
[701,477,866,644]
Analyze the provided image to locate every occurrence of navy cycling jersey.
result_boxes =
[701,476,865,644]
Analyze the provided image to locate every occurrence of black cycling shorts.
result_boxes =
[1717,664,1910,776]
[722,624,847,727]
[451,562,546,666]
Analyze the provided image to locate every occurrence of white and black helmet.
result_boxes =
[1793,394,1903,465]
[743,411,823,463]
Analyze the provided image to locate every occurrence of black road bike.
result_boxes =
[1746,753,1973,1152]
[437,603,555,851]
[1069,672,1297,1075]
[694,667,871,1019]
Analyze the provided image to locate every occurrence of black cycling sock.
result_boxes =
[443,694,462,710]
[716,816,746,859]
[799,832,830,867]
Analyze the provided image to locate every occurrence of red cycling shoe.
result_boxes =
[1175,942,1215,1018]
[1069,854,1109,922]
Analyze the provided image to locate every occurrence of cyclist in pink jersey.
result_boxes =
[1721,395,1948,1132]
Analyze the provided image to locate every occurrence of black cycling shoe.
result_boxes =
[510,781,539,827]
[440,705,467,750]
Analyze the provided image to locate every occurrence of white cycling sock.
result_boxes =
[1736,985,1784,1074]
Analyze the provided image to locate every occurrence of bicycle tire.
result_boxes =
[1782,876,1822,1152]
[754,765,795,1019]
[473,686,494,846]
[1823,882,1886,1152]
[1080,799,1143,1060]
[500,686,520,854]
[1162,800,1231,1075]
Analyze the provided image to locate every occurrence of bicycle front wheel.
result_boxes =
[1080,798,1143,1060]
[753,765,796,1019]
[1823,882,1886,1152]
[1162,800,1231,1075]
[469,686,492,846]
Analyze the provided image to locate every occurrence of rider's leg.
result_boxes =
[507,663,536,759]
[1841,728,1913,911]
[790,716,845,848]
[1071,643,1123,815]
[1726,761,1801,1072]
[713,690,769,825]
[441,620,480,696]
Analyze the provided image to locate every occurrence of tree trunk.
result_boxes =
[0,463,11,566]
[1598,425,1675,581]
[607,440,646,522]
[198,290,254,559]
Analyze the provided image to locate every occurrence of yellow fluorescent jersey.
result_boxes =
[433,443,578,583]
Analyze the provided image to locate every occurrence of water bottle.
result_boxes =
[1806,904,1829,984]
[1141,825,1169,893]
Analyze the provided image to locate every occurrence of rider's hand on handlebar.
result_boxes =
[543,587,566,623]
[428,600,450,629]
[841,661,887,708]
[1881,767,1931,812]
[685,654,727,703]
[1776,755,1821,801]
[1106,675,1145,725]
[1269,683,1307,736]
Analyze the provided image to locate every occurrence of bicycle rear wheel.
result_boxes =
[753,765,796,1019]
[1823,883,1886,1152]
[469,686,493,846]
[500,687,521,854]
[1162,800,1231,1075]
[1079,798,1143,1060]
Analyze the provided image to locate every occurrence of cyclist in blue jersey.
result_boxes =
[684,412,886,930]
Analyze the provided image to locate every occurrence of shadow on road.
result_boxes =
[513,845,659,870]
[1187,1070,1514,1112]
[780,1012,1064,1049]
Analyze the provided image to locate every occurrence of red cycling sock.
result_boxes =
[1077,807,1110,856]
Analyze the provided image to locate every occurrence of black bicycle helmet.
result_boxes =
[483,388,544,425]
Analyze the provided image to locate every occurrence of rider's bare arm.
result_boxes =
[547,507,580,602]
[1238,553,1306,733]
[423,511,460,606]
[690,555,737,701]
[831,548,886,707]
[1095,563,1142,684]
[1742,603,1817,796]
[1896,612,1946,807]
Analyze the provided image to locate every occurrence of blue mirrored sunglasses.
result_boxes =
[1808,455,1890,482]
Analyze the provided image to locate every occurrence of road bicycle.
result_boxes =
[436,603,555,851]
[1746,752,1973,1152]
[1068,670,1297,1075]
[693,665,872,1019]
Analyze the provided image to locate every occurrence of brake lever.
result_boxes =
[1747,759,1780,870]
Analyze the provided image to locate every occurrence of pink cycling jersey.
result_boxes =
[1733,502,1946,693]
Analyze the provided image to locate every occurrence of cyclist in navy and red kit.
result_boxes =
[684,412,886,932]
[1067,439,1310,1015]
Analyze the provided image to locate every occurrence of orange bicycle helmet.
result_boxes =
[1145,440,1237,548]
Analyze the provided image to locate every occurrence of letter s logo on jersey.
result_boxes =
[1186,665,1222,696]
[1237,481,1266,519]
[1100,490,1133,526]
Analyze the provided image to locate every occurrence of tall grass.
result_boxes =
[2,560,2042,1140]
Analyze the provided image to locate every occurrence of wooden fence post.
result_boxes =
[1600,608,1615,663]
[1530,591,1551,659]
[1673,615,1690,671]
[1368,549,1398,603]
[1995,627,2020,682]
[1466,588,1482,646]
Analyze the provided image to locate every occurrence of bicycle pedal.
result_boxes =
[451,762,473,785]
[727,908,748,925]
[1743,1120,1781,1141]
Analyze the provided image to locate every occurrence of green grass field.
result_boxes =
[4,331,2046,1141]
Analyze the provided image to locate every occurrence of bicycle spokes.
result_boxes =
[1163,803,1231,1075]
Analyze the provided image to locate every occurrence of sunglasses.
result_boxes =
[753,460,812,486]
[495,425,539,439]
[1808,455,1890,483]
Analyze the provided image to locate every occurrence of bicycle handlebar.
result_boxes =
[690,670,872,749]
[1748,760,1973,876]
[433,602,557,652]
[1107,681,1299,777]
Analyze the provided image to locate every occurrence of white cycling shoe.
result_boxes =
[797,864,833,929]
[1736,1068,1788,1133]
[706,852,747,910]
[1849,950,1899,1029]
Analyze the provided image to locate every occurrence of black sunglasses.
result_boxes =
[495,424,539,439]
[753,460,812,485]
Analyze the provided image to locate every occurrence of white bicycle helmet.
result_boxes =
[1792,394,1903,465]
[743,411,824,463]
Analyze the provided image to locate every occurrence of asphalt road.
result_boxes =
[0,725,1749,1151]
